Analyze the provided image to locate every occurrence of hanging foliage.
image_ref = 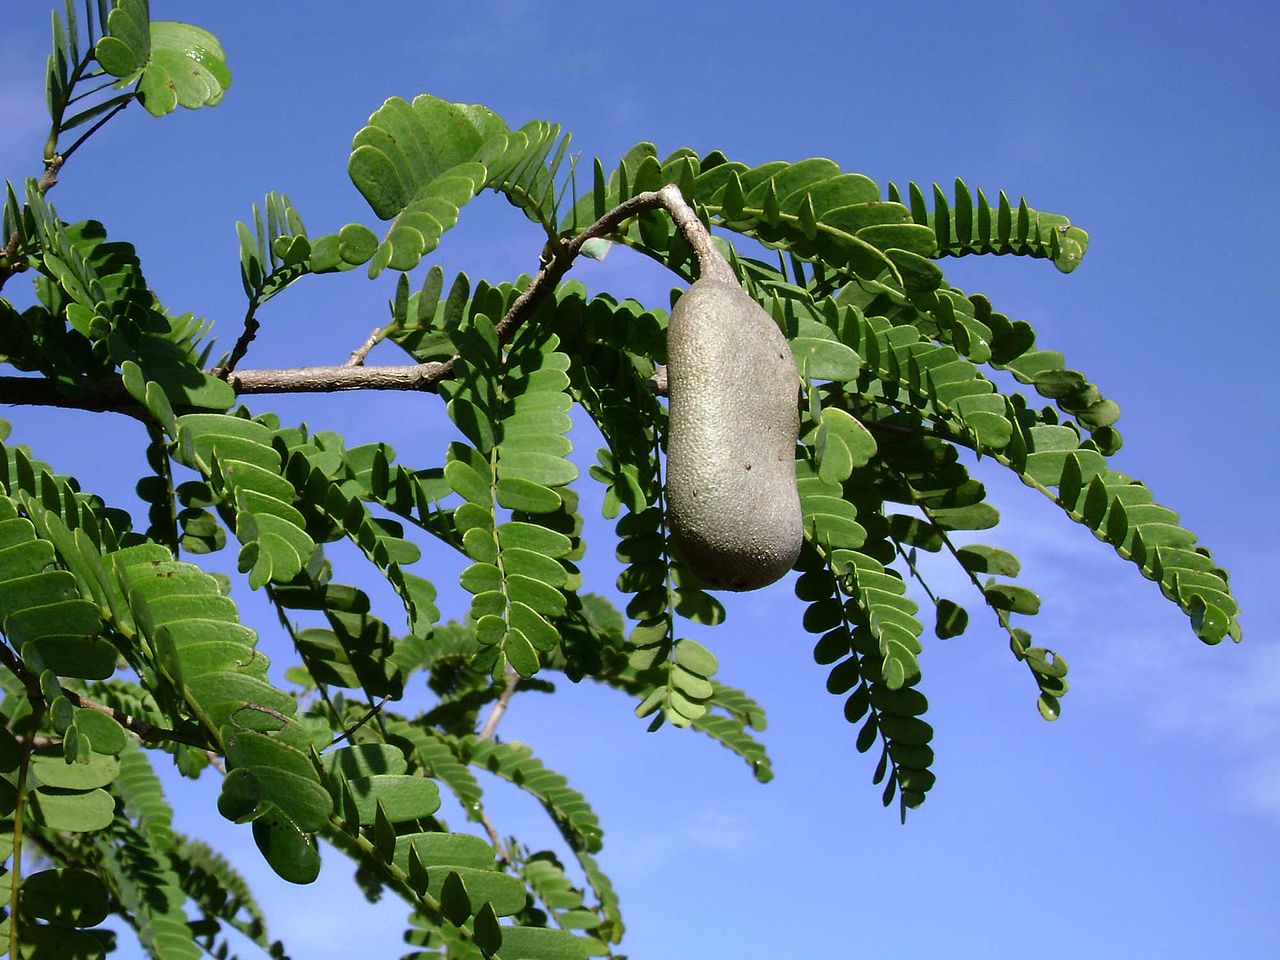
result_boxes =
[0,4,1242,959]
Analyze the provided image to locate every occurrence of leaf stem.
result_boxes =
[0,186,724,400]
[345,325,386,366]
[0,638,211,749]
[892,540,940,605]
[476,667,520,741]
[8,703,46,957]
[473,628,519,865]
[65,75,122,104]
[58,98,129,162]
[44,50,97,160]
[213,293,262,378]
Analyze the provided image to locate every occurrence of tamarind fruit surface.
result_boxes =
[665,277,803,591]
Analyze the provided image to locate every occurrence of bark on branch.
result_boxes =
[0,184,713,413]
[475,666,522,864]
[477,667,521,742]
[0,639,211,749]
[0,156,63,293]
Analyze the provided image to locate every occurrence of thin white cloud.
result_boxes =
[1238,753,1280,819]
[609,805,762,878]
[886,456,1279,819]
[681,807,758,854]
[716,365,1280,829]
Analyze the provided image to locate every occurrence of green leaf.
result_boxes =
[495,926,589,960]
[955,544,1021,577]
[506,628,539,676]
[31,786,115,832]
[496,477,562,516]
[341,775,441,824]
[440,870,472,926]
[821,406,876,467]
[120,359,146,403]
[930,503,999,531]
[322,743,408,779]
[349,95,507,220]
[856,223,939,257]
[31,753,119,790]
[0,726,22,772]
[984,583,1041,616]
[217,768,260,823]
[20,869,110,928]
[422,864,526,917]
[1037,692,1061,720]
[338,223,378,264]
[224,729,332,831]
[11,925,107,960]
[497,521,572,557]
[23,635,119,680]
[252,815,321,885]
[499,450,578,487]
[100,17,232,118]
[817,432,852,486]
[934,599,968,639]
[94,0,149,76]
[143,380,177,432]
[791,337,861,380]
[1190,596,1229,645]
[141,22,230,115]
[673,639,717,677]
[393,832,495,873]
[473,902,503,957]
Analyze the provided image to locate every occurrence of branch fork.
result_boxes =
[0,183,717,411]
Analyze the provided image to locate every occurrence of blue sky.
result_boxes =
[2,1,1278,957]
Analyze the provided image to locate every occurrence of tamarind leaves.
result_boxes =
[761,264,1239,646]
[347,95,509,276]
[889,178,1088,273]
[561,145,1087,295]
[101,746,210,959]
[458,737,603,854]
[233,209,378,295]
[94,3,230,117]
[348,97,582,275]
[350,96,507,220]
[319,741,525,930]
[172,835,289,959]
[0,60,1250,960]
[440,303,580,678]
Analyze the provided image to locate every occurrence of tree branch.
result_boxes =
[0,184,720,412]
[213,296,262,378]
[480,811,509,866]
[0,638,211,749]
[60,687,212,749]
[9,702,43,954]
[477,666,521,742]
[346,325,386,366]
[0,157,64,293]
[226,362,450,394]
[474,667,522,865]
[488,183,729,351]
[0,363,450,414]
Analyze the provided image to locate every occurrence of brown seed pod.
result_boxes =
[665,277,803,591]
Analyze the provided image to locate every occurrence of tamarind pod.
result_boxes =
[665,279,802,591]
